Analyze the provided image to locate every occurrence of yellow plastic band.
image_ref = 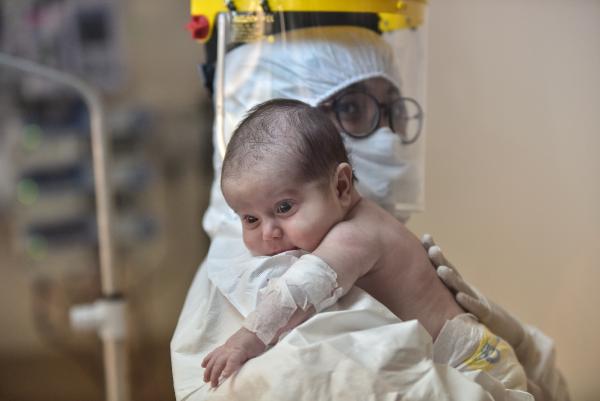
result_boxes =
[459,326,512,372]
[190,0,426,43]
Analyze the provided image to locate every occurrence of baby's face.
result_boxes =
[222,167,343,256]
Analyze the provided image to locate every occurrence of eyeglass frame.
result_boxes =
[319,91,424,145]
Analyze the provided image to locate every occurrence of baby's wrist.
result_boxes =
[238,327,267,354]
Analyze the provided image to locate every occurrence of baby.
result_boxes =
[202,99,526,391]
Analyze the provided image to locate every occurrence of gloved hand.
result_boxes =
[422,234,571,401]
[421,234,527,356]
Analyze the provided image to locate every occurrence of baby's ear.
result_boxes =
[334,163,353,205]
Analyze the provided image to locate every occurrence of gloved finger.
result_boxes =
[427,245,446,268]
[486,299,527,348]
[421,233,436,251]
[210,356,227,388]
[526,379,546,401]
[436,265,475,298]
[456,292,492,322]
[428,246,459,273]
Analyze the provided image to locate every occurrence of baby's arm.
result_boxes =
[202,223,375,387]
[201,327,266,387]
[312,219,380,292]
[201,303,315,387]
[202,253,341,387]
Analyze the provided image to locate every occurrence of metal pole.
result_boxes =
[215,12,228,160]
[0,53,129,401]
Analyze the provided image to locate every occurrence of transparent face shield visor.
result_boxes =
[193,1,428,218]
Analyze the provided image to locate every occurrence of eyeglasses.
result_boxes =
[320,91,424,144]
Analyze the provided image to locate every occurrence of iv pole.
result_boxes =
[0,52,130,401]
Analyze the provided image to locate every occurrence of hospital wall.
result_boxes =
[0,1,598,401]
[408,1,600,401]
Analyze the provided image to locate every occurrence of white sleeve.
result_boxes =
[515,325,571,401]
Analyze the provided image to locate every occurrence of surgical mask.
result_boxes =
[343,127,421,222]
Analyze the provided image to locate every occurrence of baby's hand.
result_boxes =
[201,327,267,387]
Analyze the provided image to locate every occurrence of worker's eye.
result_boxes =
[242,215,259,226]
[275,200,294,215]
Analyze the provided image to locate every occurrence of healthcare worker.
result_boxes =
[171,24,568,401]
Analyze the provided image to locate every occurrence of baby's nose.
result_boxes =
[262,222,283,240]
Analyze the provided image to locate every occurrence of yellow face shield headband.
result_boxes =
[187,0,427,42]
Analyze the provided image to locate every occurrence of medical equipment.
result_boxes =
[0,110,18,208]
[2,0,124,91]
[0,53,130,401]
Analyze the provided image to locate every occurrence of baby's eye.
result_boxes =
[243,215,259,226]
[275,200,294,215]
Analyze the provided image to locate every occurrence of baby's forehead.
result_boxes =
[235,139,302,170]
[224,155,302,186]
[221,163,310,210]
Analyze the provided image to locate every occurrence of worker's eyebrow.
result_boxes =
[387,86,400,96]
[343,82,367,92]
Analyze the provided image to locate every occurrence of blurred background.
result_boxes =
[0,1,598,401]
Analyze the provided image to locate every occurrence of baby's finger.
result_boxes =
[211,357,227,388]
[203,353,217,383]
[222,357,242,378]
[202,350,216,368]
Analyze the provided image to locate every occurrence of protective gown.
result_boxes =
[170,27,534,401]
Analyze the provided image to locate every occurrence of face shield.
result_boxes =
[189,1,428,218]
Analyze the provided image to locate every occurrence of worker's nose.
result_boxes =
[376,103,392,130]
[262,220,283,241]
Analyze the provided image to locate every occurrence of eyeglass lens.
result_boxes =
[334,92,422,143]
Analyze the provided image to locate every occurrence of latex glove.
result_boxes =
[202,327,267,387]
[422,234,571,401]
[421,234,527,355]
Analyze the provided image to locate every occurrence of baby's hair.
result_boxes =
[222,98,350,186]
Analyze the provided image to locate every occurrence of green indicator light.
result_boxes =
[22,124,43,152]
[17,179,39,205]
[28,235,48,261]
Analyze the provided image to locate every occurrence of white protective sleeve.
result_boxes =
[434,314,528,395]
[242,254,344,345]
[516,325,571,401]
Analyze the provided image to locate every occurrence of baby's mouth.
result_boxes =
[267,246,299,256]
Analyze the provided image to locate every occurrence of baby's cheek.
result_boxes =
[288,220,323,252]
[242,232,262,255]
